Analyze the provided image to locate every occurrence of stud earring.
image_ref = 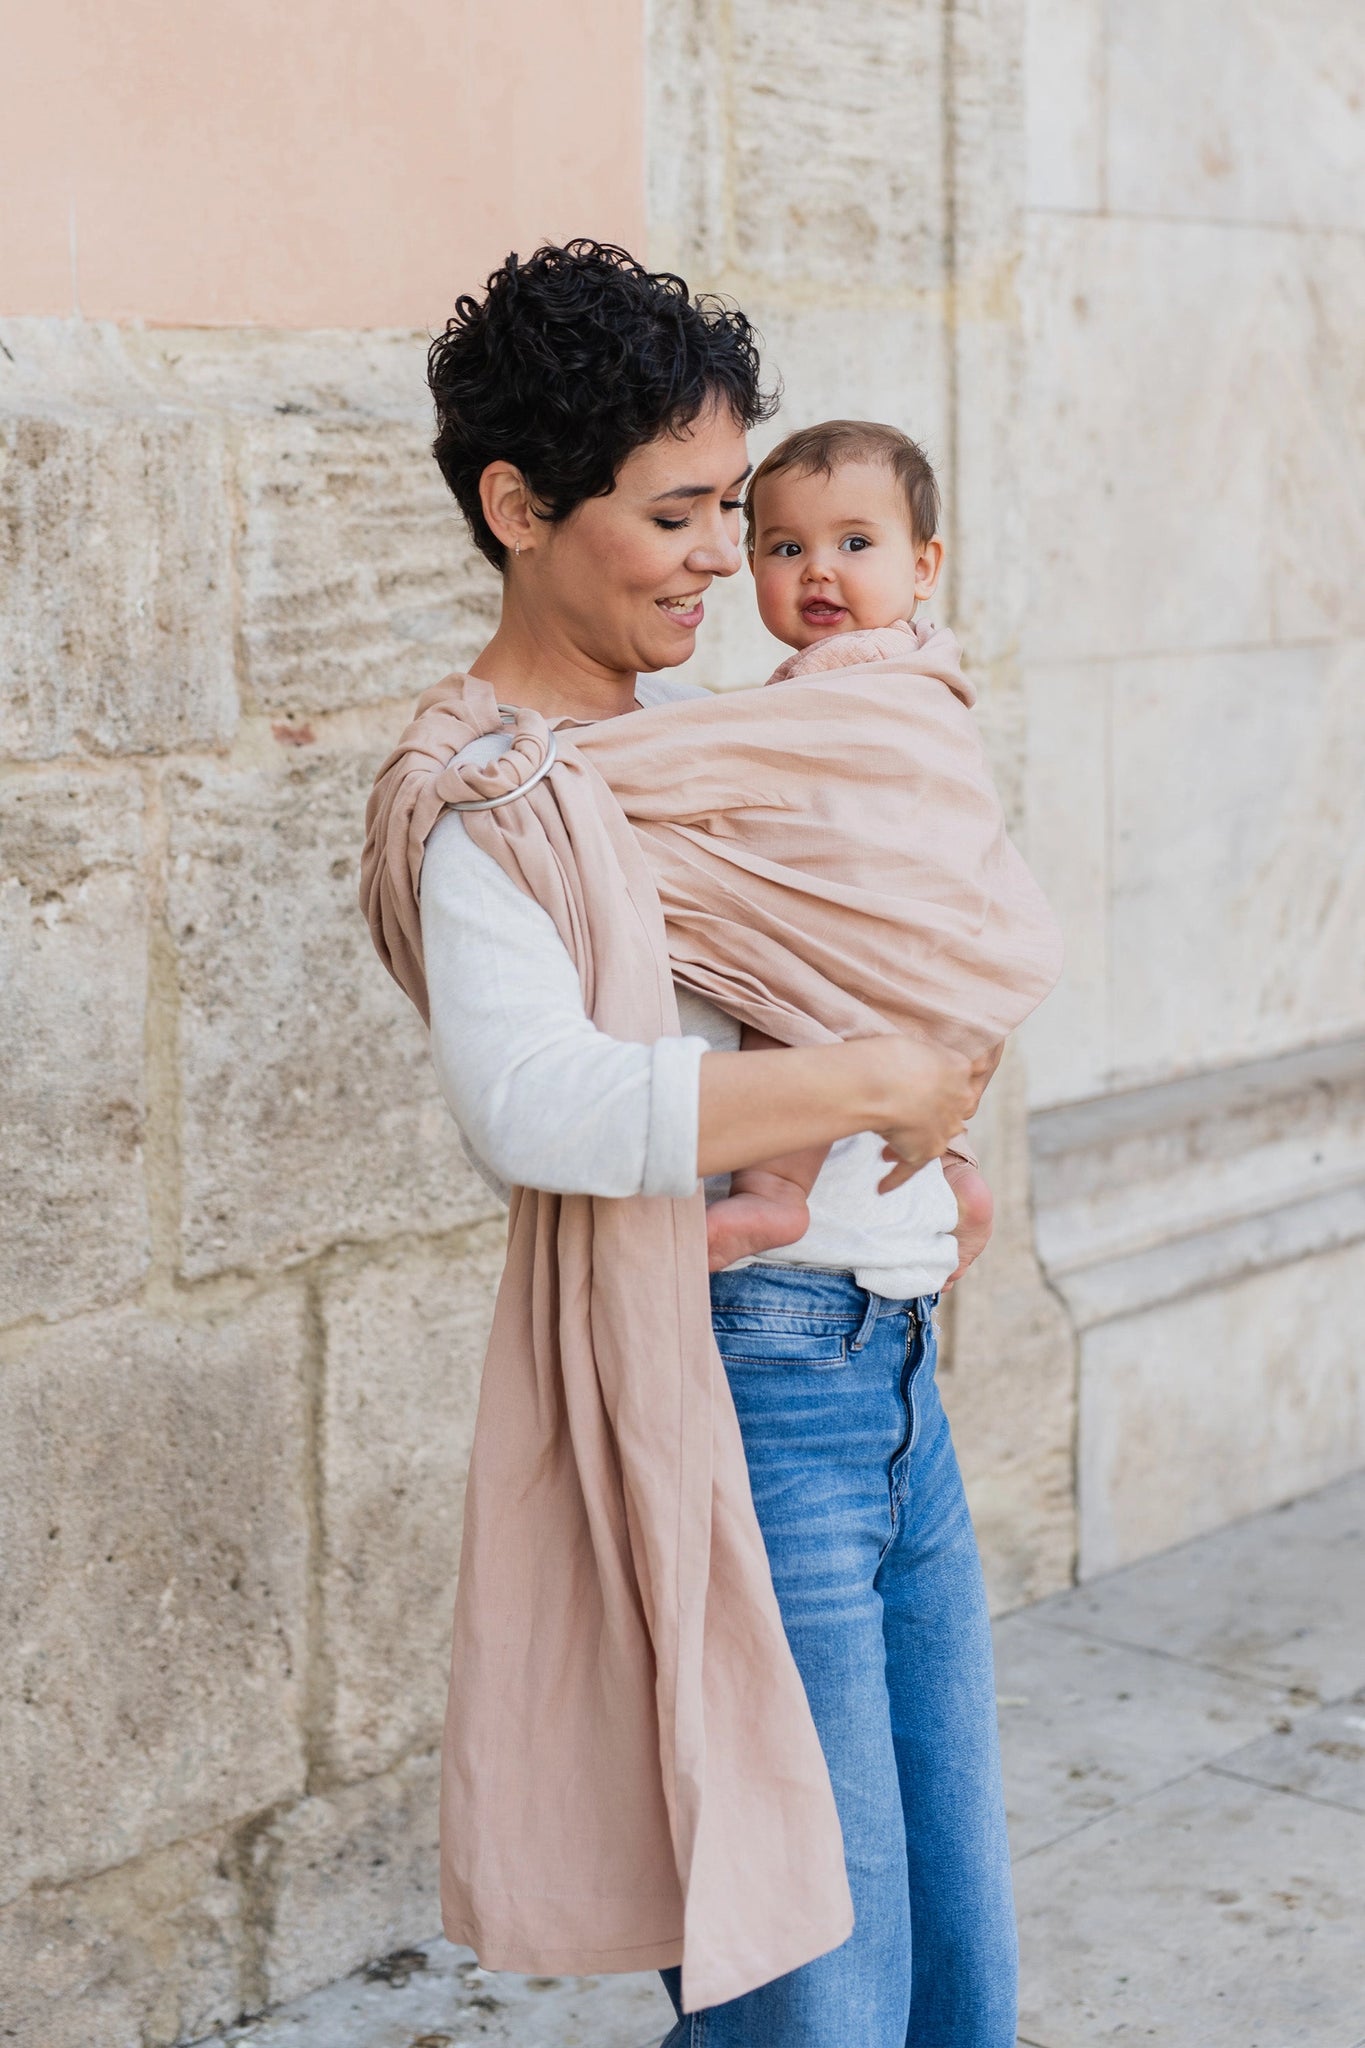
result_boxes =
[514,541,521,557]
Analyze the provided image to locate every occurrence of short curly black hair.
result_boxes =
[427,240,778,570]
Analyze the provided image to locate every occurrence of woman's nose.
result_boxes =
[687,529,744,578]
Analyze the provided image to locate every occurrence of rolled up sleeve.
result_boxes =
[419,810,707,1201]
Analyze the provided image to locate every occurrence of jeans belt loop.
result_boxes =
[849,1289,881,1352]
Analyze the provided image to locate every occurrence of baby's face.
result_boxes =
[748,458,941,650]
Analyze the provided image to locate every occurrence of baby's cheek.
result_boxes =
[753,562,795,628]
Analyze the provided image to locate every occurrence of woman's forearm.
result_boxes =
[697,1038,976,1181]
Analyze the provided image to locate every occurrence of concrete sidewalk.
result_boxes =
[205,1473,1365,2048]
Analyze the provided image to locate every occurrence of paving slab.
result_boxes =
[994,1612,1307,1855]
[1015,1768,1365,2048]
[1216,1698,1365,1816]
[1032,1473,1365,1702]
[195,1942,674,2048]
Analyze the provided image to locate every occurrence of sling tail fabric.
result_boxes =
[359,626,1062,2010]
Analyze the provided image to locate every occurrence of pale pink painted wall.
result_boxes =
[0,0,645,329]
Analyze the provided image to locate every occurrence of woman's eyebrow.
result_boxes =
[649,466,753,504]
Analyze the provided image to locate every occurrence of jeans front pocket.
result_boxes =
[711,1313,850,1370]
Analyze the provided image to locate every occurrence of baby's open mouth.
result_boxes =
[801,600,847,623]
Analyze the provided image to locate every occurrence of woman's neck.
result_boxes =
[469,605,639,723]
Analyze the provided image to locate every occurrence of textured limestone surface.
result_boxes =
[0,404,238,760]
[0,769,151,1323]
[165,744,497,1280]
[728,0,946,292]
[248,1753,444,2009]
[318,1227,504,1781]
[236,409,498,723]
[0,1832,243,2048]
[0,315,511,2042]
[0,1298,310,1904]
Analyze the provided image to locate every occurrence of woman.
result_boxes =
[371,242,1017,2046]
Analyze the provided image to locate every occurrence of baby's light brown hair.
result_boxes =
[744,419,941,554]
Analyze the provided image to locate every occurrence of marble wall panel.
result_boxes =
[1107,0,1365,230]
[1025,0,1104,211]
[1025,217,1365,662]
[1272,231,1365,646]
[1107,639,1365,1085]
[1020,660,1110,1107]
[1078,1239,1365,1574]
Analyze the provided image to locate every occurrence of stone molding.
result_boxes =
[1031,1033,1365,1328]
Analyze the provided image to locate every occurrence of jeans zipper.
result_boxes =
[887,1305,921,1523]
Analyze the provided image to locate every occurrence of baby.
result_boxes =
[704,419,995,1278]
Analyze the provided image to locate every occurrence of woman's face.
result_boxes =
[533,399,751,677]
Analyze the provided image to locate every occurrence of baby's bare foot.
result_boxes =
[706,1192,811,1273]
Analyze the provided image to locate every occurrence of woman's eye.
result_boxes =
[654,517,690,531]
[840,535,871,552]
[720,498,744,513]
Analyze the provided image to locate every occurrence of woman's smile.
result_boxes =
[657,590,707,630]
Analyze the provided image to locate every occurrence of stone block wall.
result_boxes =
[0,321,507,2043]
[4,1,1364,2038]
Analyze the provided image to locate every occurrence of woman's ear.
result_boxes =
[913,534,945,604]
[479,461,538,560]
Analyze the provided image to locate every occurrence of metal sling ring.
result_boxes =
[447,706,559,813]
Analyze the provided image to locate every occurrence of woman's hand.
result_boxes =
[696,1036,997,1187]
[873,1041,995,1193]
[941,1157,995,1286]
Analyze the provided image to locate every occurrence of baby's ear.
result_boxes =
[914,534,945,601]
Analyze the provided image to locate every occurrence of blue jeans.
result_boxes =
[661,1266,1017,2048]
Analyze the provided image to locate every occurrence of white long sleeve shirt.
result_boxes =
[418,673,959,1300]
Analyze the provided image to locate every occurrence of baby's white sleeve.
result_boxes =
[419,809,707,1199]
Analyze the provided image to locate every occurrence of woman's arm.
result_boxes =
[421,812,980,1199]
[698,1036,979,1181]
[422,812,707,1198]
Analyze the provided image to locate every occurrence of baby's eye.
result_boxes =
[772,541,802,558]
[840,535,872,552]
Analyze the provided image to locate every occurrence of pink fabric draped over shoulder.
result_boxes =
[358,623,1062,2012]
